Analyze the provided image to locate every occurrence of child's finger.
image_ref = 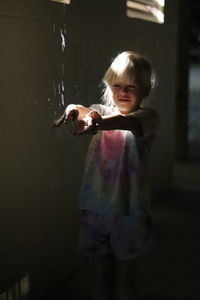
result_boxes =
[64,109,79,124]
[53,109,79,128]
[52,114,65,128]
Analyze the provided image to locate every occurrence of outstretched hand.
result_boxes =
[53,106,102,135]
[52,105,79,128]
[77,111,102,135]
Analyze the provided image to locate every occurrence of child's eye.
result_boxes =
[111,84,138,93]
[112,84,121,88]
[127,85,136,91]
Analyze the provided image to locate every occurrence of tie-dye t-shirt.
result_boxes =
[79,104,159,216]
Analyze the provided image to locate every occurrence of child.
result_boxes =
[54,51,159,300]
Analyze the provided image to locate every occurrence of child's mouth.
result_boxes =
[119,98,130,102]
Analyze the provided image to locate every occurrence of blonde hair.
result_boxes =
[101,51,157,106]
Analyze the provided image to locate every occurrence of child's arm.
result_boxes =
[98,114,144,138]
[53,105,159,138]
[96,108,160,138]
[76,109,157,138]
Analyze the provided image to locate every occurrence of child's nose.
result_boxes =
[121,86,129,93]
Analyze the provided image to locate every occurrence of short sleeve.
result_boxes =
[130,108,160,138]
[89,104,113,116]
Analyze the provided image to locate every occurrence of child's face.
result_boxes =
[110,81,142,114]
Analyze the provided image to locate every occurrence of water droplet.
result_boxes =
[60,29,66,52]
[58,83,61,94]
[61,94,65,106]
[61,80,65,91]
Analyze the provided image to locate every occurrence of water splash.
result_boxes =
[48,22,67,114]
[61,94,65,106]
[61,80,65,92]
[60,28,66,52]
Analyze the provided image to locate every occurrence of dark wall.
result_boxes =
[0,1,87,297]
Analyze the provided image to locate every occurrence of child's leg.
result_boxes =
[111,213,151,300]
[90,256,115,300]
[115,258,141,300]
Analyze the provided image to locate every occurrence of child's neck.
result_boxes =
[112,106,140,115]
